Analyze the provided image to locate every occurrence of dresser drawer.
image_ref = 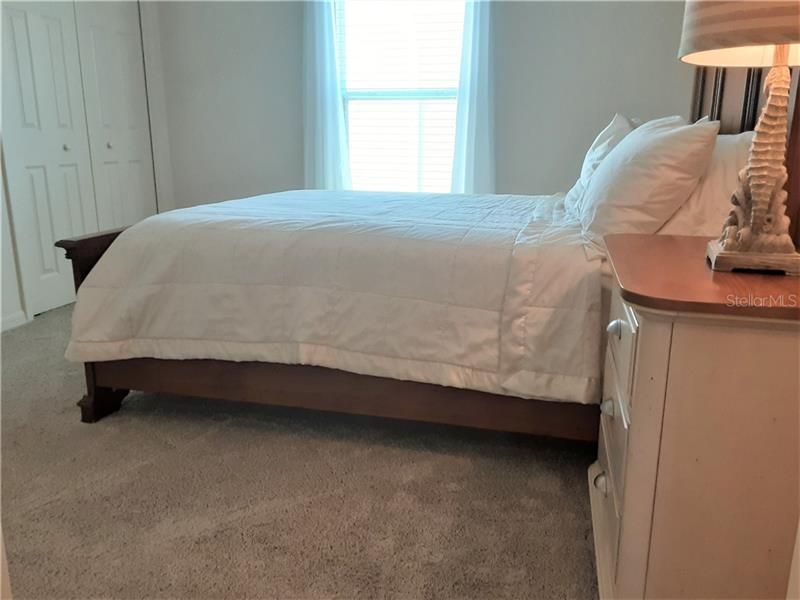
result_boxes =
[601,350,630,514]
[606,290,639,411]
[592,431,621,584]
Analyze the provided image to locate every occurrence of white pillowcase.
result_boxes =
[579,116,720,241]
[564,114,635,216]
[658,131,753,237]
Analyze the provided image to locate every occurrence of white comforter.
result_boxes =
[67,190,603,404]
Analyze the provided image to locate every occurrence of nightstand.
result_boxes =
[590,234,800,599]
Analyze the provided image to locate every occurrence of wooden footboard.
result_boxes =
[57,228,130,423]
[55,229,599,441]
[55,228,126,289]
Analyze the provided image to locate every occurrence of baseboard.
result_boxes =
[2,310,29,332]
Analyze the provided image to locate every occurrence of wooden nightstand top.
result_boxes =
[605,234,800,321]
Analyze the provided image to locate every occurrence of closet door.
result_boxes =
[2,1,99,314]
[75,1,157,229]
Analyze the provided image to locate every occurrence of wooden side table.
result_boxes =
[590,233,800,599]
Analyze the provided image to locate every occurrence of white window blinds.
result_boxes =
[334,0,465,192]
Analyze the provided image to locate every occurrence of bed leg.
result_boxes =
[79,364,128,423]
[78,388,128,423]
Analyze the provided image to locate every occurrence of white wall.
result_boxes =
[140,2,176,213]
[153,1,694,203]
[156,1,304,208]
[493,1,695,195]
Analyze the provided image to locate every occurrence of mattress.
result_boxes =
[67,190,604,404]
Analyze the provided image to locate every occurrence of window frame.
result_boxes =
[334,0,463,193]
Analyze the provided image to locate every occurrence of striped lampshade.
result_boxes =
[679,0,800,67]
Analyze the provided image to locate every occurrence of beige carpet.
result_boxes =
[2,305,598,599]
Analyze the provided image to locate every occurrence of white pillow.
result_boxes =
[564,114,635,216]
[580,116,720,240]
[658,131,753,237]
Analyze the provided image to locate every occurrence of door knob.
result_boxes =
[62,143,70,152]
[106,142,113,149]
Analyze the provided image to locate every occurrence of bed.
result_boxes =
[56,67,800,441]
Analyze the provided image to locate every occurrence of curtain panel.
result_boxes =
[303,0,351,190]
[452,0,495,194]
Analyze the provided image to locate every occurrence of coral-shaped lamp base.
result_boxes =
[707,239,800,275]
[711,55,799,274]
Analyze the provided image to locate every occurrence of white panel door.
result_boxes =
[75,1,157,229]
[2,1,99,314]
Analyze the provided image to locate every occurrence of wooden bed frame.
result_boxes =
[55,230,600,441]
[55,66,800,442]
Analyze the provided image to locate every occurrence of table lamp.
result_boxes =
[679,0,800,274]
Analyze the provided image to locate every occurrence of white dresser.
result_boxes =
[590,234,800,599]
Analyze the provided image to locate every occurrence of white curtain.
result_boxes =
[304,0,351,190]
[451,0,495,194]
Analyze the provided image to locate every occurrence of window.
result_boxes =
[334,0,465,192]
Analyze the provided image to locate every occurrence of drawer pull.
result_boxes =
[600,398,615,417]
[593,472,608,495]
[606,318,624,338]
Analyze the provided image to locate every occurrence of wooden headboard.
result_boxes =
[692,66,800,249]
